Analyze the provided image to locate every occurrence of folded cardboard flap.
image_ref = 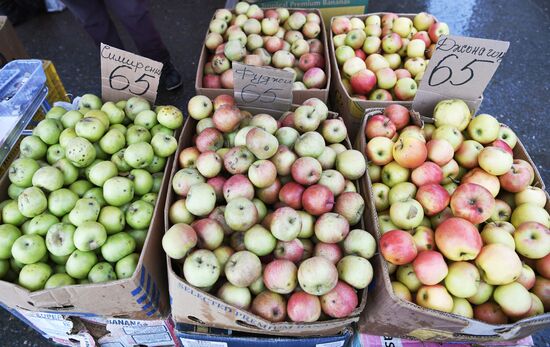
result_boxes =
[195,8,331,105]
[165,106,369,336]
[356,107,550,341]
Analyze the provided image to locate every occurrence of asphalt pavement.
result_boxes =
[2,0,549,345]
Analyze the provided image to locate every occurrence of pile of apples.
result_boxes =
[364,100,549,323]
[331,13,449,101]
[163,95,374,323]
[0,94,182,291]
[203,2,327,90]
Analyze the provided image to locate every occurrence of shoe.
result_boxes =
[162,61,183,91]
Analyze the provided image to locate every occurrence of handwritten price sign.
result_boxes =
[100,44,163,103]
[413,36,509,115]
[233,62,293,114]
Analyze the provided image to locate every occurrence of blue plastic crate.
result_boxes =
[0,59,46,116]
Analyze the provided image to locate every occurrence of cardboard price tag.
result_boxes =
[100,43,163,103]
[413,35,509,115]
[233,62,293,114]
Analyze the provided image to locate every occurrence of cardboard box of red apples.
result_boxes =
[355,101,550,341]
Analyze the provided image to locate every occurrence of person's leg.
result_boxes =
[62,0,123,48]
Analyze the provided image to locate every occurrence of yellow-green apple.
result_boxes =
[426,139,454,166]
[430,207,454,229]
[384,104,410,130]
[251,291,286,322]
[335,45,354,65]
[315,212,349,243]
[388,181,417,204]
[336,149,366,180]
[248,160,277,188]
[291,157,322,185]
[381,33,403,54]
[343,229,376,259]
[302,184,334,216]
[342,57,366,79]
[432,125,463,151]
[225,197,258,232]
[412,226,435,252]
[443,182,458,196]
[390,199,425,229]
[394,77,417,101]
[392,137,427,169]
[499,159,534,193]
[396,263,421,291]
[363,36,381,54]
[440,159,459,185]
[298,256,338,295]
[318,169,345,196]
[413,12,435,30]
[392,17,413,37]
[366,137,394,166]
[433,99,471,131]
[294,131,325,158]
[287,292,321,322]
[416,284,454,312]
[378,213,398,234]
[467,114,500,144]
[392,281,412,301]
[511,203,550,228]
[399,125,425,142]
[365,115,396,139]
[413,250,448,285]
[478,146,513,176]
[475,244,522,285]
[411,162,443,186]
[345,29,366,49]
[382,162,410,187]
[320,281,358,318]
[243,224,276,256]
[423,124,436,141]
[451,297,474,318]
[331,16,352,35]
[383,53,401,69]
[416,184,450,216]
[450,183,495,224]
[404,57,426,77]
[320,119,347,144]
[217,283,251,309]
[263,259,297,294]
[514,222,550,259]
[467,280,494,305]
[444,261,480,298]
[380,229,418,265]
[337,255,373,289]
[517,293,545,319]
[162,223,197,259]
[494,282,531,317]
[515,186,546,207]
[178,147,200,168]
[246,128,279,159]
[406,39,426,58]
[536,254,550,279]
[183,249,220,287]
[455,140,483,169]
[435,217,482,261]
[196,151,222,178]
[334,190,364,225]
[372,183,390,211]
[490,199,512,222]
[270,207,302,241]
[480,223,515,249]
[473,302,508,324]
[517,264,536,289]
[365,53,390,72]
[461,168,500,197]
[225,251,261,287]
[533,276,550,310]
[498,125,517,149]
[376,67,398,90]
[369,163,381,183]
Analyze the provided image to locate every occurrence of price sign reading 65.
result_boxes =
[100,44,163,103]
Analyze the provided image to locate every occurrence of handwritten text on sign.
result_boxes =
[419,35,509,100]
[233,62,293,112]
[100,44,163,103]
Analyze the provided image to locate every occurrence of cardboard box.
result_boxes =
[225,0,369,24]
[0,16,28,67]
[355,107,550,342]
[195,8,331,105]
[165,106,368,336]
[175,323,353,346]
[328,13,483,139]
[0,129,182,320]
[352,333,534,347]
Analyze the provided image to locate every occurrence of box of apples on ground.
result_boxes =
[356,100,550,341]
[196,3,331,104]
[163,94,375,336]
[328,12,483,137]
[0,94,184,320]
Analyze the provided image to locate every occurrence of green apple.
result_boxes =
[33,119,63,145]
[101,232,136,262]
[124,142,154,169]
[88,262,117,283]
[2,200,27,226]
[50,253,70,265]
[128,169,153,196]
[110,124,127,134]
[46,144,65,164]
[52,159,78,185]
[125,200,154,229]
[20,136,47,159]
[128,229,147,250]
[111,149,132,172]
[99,129,126,155]
[389,199,424,229]
[124,97,150,120]
[115,253,139,279]
[19,263,52,291]
[73,221,106,251]
[115,100,127,110]
[151,133,177,158]
[141,192,157,205]
[46,106,67,120]
[75,117,106,142]
[8,184,25,200]
[65,250,98,279]
[493,282,531,316]
[98,206,125,234]
[126,125,151,145]
[88,161,118,187]
[18,187,47,218]
[156,105,183,129]
[61,110,83,129]
[93,142,108,160]
[68,198,100,226]
[511,203,550,228]
[84,109,109,128]
[151,173,163,193]
[79,94,102,110]
[11,234,46,264]
[69,180,93,197]
[0,259,9,279]
[10,257,24,273]
[83,187,106,207]
[45,223,76,256]
[44,273,75,288]
[59,128,77,148]
[27,213,59,236]
[101,101,125,124]
[467,114,500,144]
[134,110,158,129]
[433,99,471,131]
[65,137,96,168]
[103,177,134,206]
[31,166,64,192]
[48,188,78,217]
[0,224,21,259]
[146,155,166,174]
[151,124,173,137]
[186,183,217,216]
[244,224,276,256]
[9,158,40,187]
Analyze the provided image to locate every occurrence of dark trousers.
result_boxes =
[62,0,170,63]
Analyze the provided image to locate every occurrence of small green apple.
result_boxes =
[27,213,59,236]
[68,198,100,226]
[46,144,65,164]
[101,232,136,262]
[44,273,75,289]
[115,253,139,279]
[79,94,103,110]
[65,250,98,279]
[88,262,117,283]
[0,224,21,259]
[18,187,47,218]
[101,101,125,124]
[125,200,154,229]
[33,119,63,145]
[20,136,47,159]
[124,142,154,169]
[45,223,76,256]
[103,177,134,206]
[156,105,183,129]
[9,158,40,188]
[11,234,47,264]
[126,125,151,145]
[65,137,96,168]
[61,110,83,129]
[99,129,126,155]
[98,206,125,234]
[19,262,52,291]
[31,166,64,192]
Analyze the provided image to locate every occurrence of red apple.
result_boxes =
[350,69,377,96]
[383,104,410,130]
[473,302,508,324]
[450,183,495,224]
[302,184,334,216]
[379,229,418,265]
[411,162,443,186]
[365,115,396,139]
[499,159,535,193]
[320,281,358,318]
[416,184,450,216]
[435,217,482,261]
[314,242,343,264]
[392,137,427,169]
[413,250,448,285]
[536,254,550,279]
[251,291,287,322]
[287,292,321,322]
[426,139,454,166]
[278,182,305,210]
